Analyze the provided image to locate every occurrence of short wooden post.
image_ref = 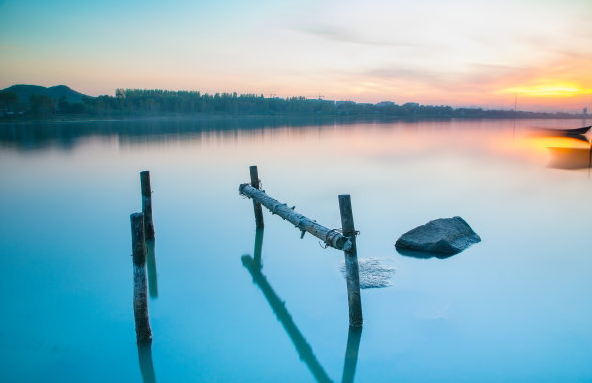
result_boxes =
[140,171,155,240]
[249,166,264,229]
[338,195,363,327]
[131,212,152,344]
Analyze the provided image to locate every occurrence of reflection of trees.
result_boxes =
[0,116,349,151]
[242,229,362,383]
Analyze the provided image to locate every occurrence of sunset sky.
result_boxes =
[1,0,591,112]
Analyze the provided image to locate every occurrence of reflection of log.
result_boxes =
[131,213,152,344]
[137,344,157,383]
[341,327,362,383]
[239,184,352,251]
[146,239,158,299]
[242,255,333,383]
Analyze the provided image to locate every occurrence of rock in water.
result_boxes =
[395,216,481,255]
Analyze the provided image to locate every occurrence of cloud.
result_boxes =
[296,24,424,48]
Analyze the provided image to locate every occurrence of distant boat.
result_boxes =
[565,125,591,135]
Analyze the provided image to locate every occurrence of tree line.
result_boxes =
[0,88,580,119]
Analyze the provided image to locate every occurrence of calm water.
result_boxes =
[1,118,591,382]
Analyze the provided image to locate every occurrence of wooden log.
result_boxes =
[250,166,264,229]
[239,184,352,251]
[242,255,332,383]
[338,195,363,328]
[131,213,152,344]
[140,171,155,240]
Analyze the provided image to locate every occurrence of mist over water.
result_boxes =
[0,118,591,382]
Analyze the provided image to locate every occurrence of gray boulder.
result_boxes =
[395,216,481,255]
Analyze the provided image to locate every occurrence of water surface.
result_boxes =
[1,118,591,382]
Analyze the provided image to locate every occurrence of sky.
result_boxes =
[0,0,591,112]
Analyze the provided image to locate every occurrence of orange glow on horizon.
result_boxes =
[500,83,591,97]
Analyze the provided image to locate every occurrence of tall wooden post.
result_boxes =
[338,195,363,327]
[131,212,152,344]
[249,166,264,229]
[140,171,155,240]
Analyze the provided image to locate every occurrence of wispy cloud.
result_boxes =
[296,24,424,48]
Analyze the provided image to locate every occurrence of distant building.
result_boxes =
[376,101,395,107]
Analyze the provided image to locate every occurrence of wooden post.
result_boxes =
[140,171,155,240]
[249,166,264,229]
[131,213,152,344]
[338,195,363,328]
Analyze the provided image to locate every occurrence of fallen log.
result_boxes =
[239,183,352,251]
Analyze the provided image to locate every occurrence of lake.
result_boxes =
[1,117,591,382]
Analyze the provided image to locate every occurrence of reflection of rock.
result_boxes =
[341,258,395,289]
[395,216,480,255]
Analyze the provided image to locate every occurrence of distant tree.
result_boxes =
[0,91,18,112]
[29,94,55,117]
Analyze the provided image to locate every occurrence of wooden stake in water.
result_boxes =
[338,195,363,328]
[249,166,264,229]
[140,171,155,240]
[131,212,152,344]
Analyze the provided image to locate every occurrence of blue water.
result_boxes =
[1,118,591,382]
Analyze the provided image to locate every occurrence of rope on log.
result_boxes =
[239,183,353,251]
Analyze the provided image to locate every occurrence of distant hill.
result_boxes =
[0,84,91,105]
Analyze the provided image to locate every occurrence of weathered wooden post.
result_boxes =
[140,171,155,240]
[338,195,363,328]
[131,212,152,344]
[249,166,264,229]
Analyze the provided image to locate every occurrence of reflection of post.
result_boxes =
[242,255,332,383]
[137,344,157,383]
[146,239,158,299]
[253,228,264,267]
[338,195,363,328]
[341,327,362,383]
[140,171,155,240]
[131,213,152,344]
[250,166,264,229]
